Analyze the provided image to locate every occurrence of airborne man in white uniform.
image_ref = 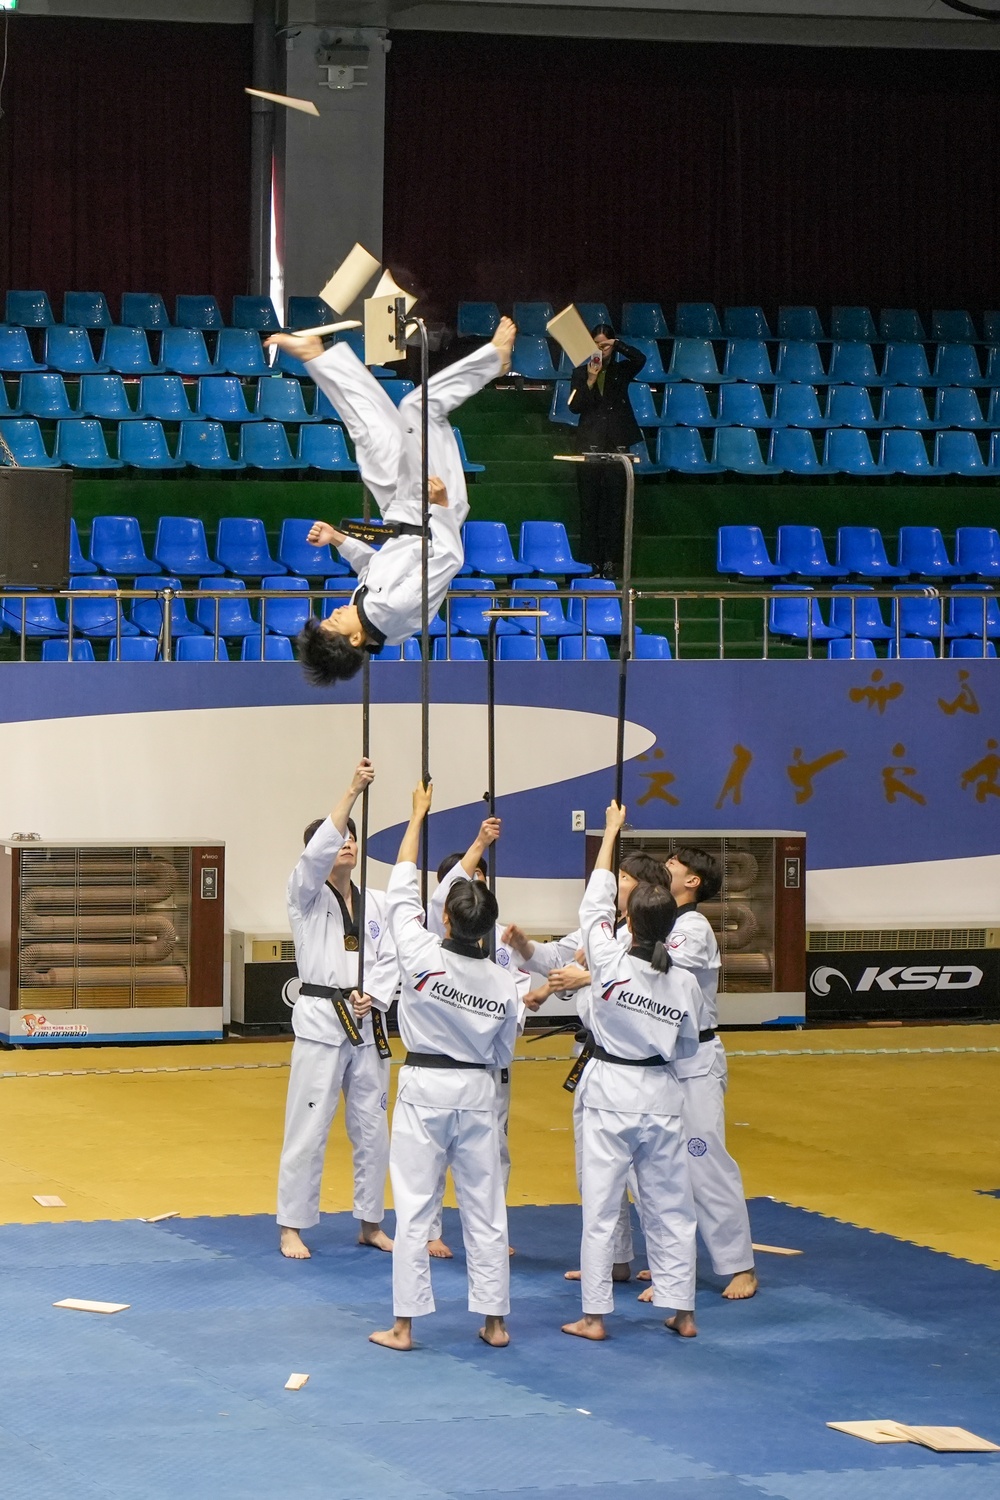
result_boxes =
[277,758,399,1260]
[370,783,519,1353]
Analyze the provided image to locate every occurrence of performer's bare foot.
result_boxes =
[491,316,517,374]
[479,1315,509,1347]
[265,332,325,364]
[358,1221,393,1252]
[637,1268,651,1281]
[562,1314,607,1340]
[721,1269,758,1300]
[427,1238,453,1258]
[637,1286,653,1303]
[279,1226,311,1259]
[564,1262,630,1282]
[665,1310,698,1338]
[369,1317,413,1351]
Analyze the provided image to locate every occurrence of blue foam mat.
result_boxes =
[1,1201,997,1499]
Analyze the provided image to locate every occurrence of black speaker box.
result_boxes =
[0,467,74,588]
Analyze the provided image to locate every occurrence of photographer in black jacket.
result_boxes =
[568,325,645,578]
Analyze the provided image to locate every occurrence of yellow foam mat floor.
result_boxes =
[2,1025,999,1267]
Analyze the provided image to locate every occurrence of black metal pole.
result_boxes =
[486,617,498,886]
[356,653,371,999]
[248,0,277,298]
[415,317,431,909]
[612,452,636,892]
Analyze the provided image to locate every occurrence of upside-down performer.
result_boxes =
[264,319,516,684]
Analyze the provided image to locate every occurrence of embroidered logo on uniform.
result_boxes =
[308,1101,317,1110]
[281,978,301,1009]
[379,1092,388,1111]
[497,949,510,967]
[688,1137,708,1157]
[668,934,687,950]
[369,920,380,939]
[601,978,629,1002]
[413,969,447,992]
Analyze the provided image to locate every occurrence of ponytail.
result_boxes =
[627,883,678,967]
[650,940,672,973]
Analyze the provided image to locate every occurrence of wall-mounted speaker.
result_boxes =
[0,468,73,588]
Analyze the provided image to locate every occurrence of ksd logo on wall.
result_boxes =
[806,949,999,1020]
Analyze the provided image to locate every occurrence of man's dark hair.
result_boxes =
[303,815,356,848]
[444,879,498,943]
[296,617,366,686]
[627,882,678,966]
[437,850,486,882]
[673,845,721,903]
[620,851,667,887]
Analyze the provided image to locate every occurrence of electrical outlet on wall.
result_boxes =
[571,810,586,832]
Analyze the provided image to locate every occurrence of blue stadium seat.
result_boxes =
[136,375,195,421]
[633,633,672,659]
[18,373,75,419]
[666,338,724,383]
[828,342,883,385]
[661,384,720,426]
[723,307,772,340]
[629,383,664,427]
[0,418,58,466]
[118,419,185,470]
[0,379,20,416]
[879,309,926,342]
[195,578,258,638]
[54,419,124,469]
[454,428,484,475]
[674,303,722,338]
[42,638,97,661]
[776,526,844,579]
[935,389,987,428]
[656,428,725,473]
[932,344,989,387]
[882,343,935,387]
[376,378,414,406]
[830,585,893,640]
[622,338,669,384]
[214,518,283,577]
[824,428,879,476]
[120,293,170,330]
[550,381,579,427]
[445,580,519,637]
[278,519,349,577]
[512,302,554,336]
[721,340,773,383]
[621,303,669,338]
[878,430,939,476]
[275,347,309,380]
[717,384,773,427]
[463,521,533,578]
[177,420,246,470]
[78,374,134,419]
[572,303,610,331]
[830,307,877,342]
[70,519,97,575]
[256,377,316,423]
[45,327,109,375]
[955,527,1000,579]
[511,578,579,636]
[950,638,998,658]
[826,386,879,428]
[774,342,831,384]
[777,307,826,341]
[518,522,590,577]
[1,589,66,636]
[89,516,159,575]
[717,526,787,579]
[893,587,963,641]
[836,527,908,580]
[68,577,140,638]
[175,295,224,331]
[298,424,358,471]
[457,303,500,338]
[948,585,1000,639]
[712,426,783,475]
[771,385,831,428]
[827,637,877,660]
[769,428,837,474]
[232,296,281,332]
[6,291,55,327]
[511,335,559,381]
[879,386,940,430]
[108,636,159,661]
[496,634,547,661]
[0,327,45,372]
[990,432,1000,470]
[130,575,204,639]
[935,431,995,477]
[259,575,311,637]
[155,517,225,576]
[567,578,621,635]
[433,636,486,661]
[769,585,844,642]
[102,326,163,375]
[887,637,936,658]
[215,329,267,377]
[241,633,295,661]
[176,635,229,661]
[196,376,256,423]
[558,635,611,660]
[897,526,962,578]
[240,421,306,470]
[160,329,213,376]
[287,297,335,330]
[932,310,978,343]
[63,292,113,329]
[372,639,412,662]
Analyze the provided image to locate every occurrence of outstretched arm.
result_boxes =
[594,800,626,872]
[461,816,500,876]
[397,781,433,865]
[332,758,375,837]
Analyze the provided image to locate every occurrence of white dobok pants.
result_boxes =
[430,1067,511,1243]
[276,1036,389,1229]
[390,1095,510,1319]
[574,1088,635,1264]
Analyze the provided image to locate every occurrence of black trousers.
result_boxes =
[576,452,628,571]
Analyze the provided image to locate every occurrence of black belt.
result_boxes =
[404,1050,489,1070]
[564,1033,667,1093]
[699,1029,717,1043]
[339,517,428,545]
[298,981,392,1057]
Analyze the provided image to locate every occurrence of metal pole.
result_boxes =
[413,316,431,908]
[249,0,277,298]
[486,616,498,894]
[356,653,371,999]
[612,452,636,888]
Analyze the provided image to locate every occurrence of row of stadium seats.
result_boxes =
[27,633,672,662]
[1,373,412,422]
[459,301,1000,345]
[768,584,1000,648]
[0,418,360,472]
[3,292,334,334]
[719,525,1000,580]
[615,426,1000,477]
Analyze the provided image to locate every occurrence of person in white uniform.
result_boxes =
[277,758,399,1260]
[370,783,519,1353]
[426,817,531,1258]
[264,319,516,682]
[563,801,702,1342]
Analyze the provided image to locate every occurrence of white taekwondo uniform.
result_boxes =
[276,816,399,1231]
[305,341,502,646]
[427,863,531,1238]
[387,860,519,1320]
[668,905,755,1276]
[576,869,701,1317]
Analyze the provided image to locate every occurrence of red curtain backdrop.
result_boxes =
[384,32,1000,316]
[0,16,252,312]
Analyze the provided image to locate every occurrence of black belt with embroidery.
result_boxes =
[564,1032,670,1092]
[296,983,392,1059]
[404,1050,490,1071]
[339,517,428,545]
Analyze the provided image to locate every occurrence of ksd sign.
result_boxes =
[806,949,1000,1023]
